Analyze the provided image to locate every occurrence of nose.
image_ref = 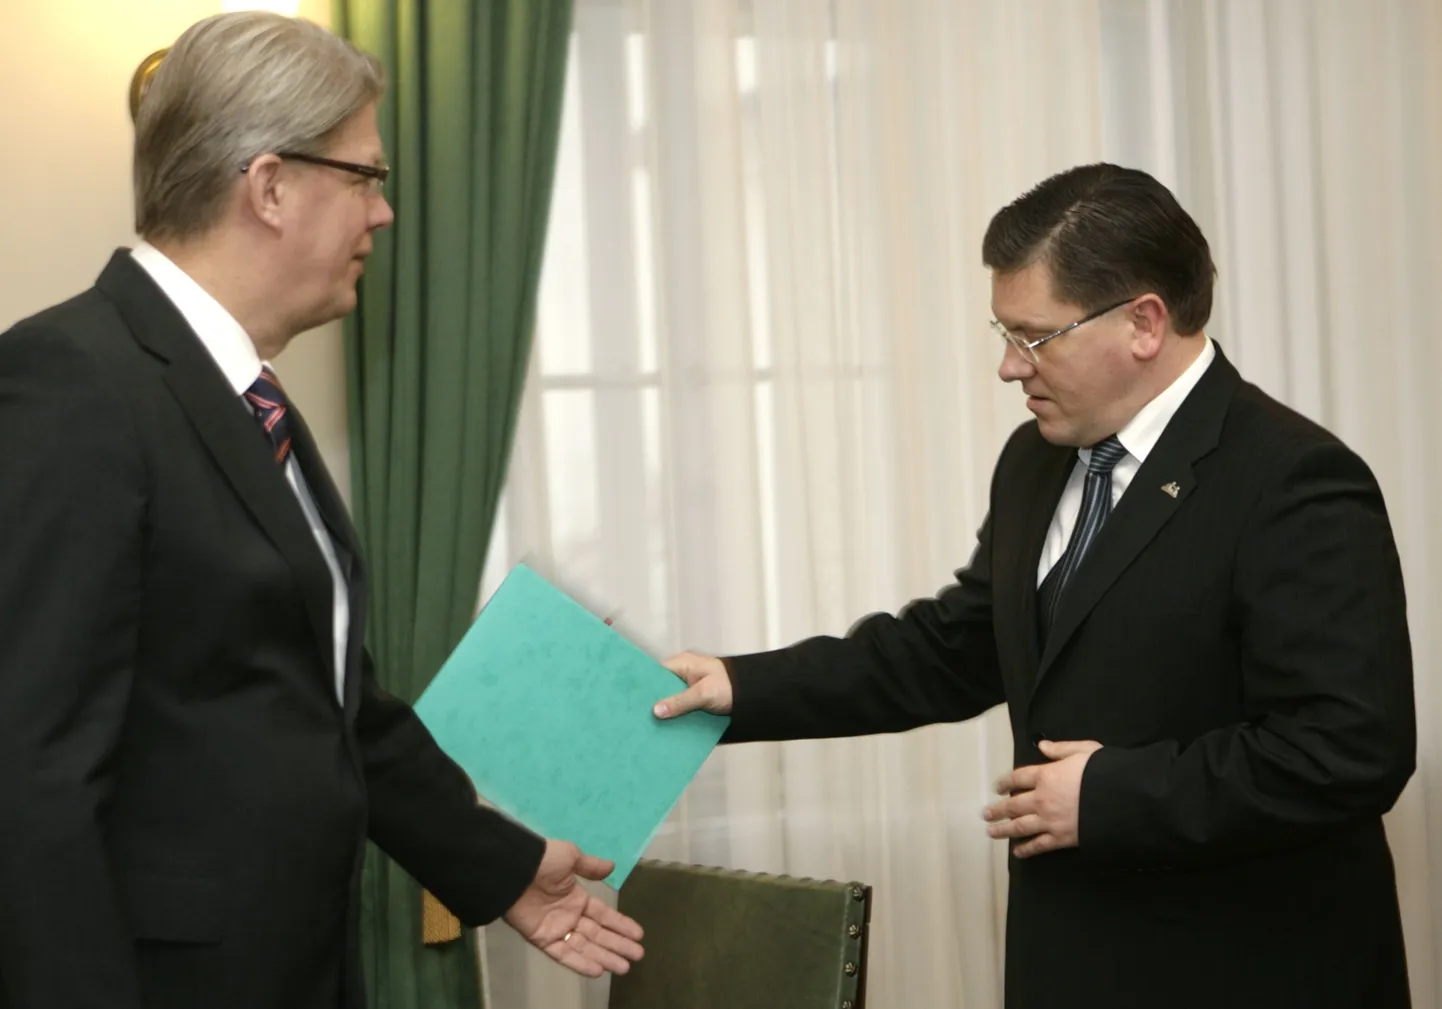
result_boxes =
[997,341,1035,383]
[372,193,395,230]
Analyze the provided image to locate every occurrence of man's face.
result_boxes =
[282,102,394,332]
[992,263,1137,447]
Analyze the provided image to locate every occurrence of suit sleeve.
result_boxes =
[356,651,546,926]
[0,326,147,1008]
[1079,441,1415,867]
[723,511,1005,743]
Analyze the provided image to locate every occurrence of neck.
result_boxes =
[1127,332,1207,414]
[1149,332,1208,392]
[148,233,294,360]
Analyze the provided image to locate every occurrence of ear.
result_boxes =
[1127,294,1171,361]
[240,154,287,233]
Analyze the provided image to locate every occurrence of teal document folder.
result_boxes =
[414,563,729,888]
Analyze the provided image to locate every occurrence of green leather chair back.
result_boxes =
[609,859,872,1009]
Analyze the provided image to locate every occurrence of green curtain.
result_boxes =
[332,0,574,1005]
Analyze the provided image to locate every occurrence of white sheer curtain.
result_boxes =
[480,1,1442,1006]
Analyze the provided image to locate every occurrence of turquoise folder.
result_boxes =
[414,563,729,889]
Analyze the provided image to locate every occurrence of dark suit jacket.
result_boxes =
[723,346,1415,1009]
[0,252,545,1009]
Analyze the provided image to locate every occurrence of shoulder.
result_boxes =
[1205,381,1392,551]
[0,292,148,461]
[2,284,153,394]
[1223,380,1372,484]
[4,284,133,362]
[1228,380,1340,450]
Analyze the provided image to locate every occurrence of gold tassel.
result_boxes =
[421,888,463,945]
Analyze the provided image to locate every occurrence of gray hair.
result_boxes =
[134,12,384,241]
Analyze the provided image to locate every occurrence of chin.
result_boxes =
[322,289,359,326]
[291,296,358,337]
[1035,419,1082,448]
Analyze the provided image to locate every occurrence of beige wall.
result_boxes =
[0,0,351,499]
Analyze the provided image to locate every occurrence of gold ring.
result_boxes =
[562,931,574,943]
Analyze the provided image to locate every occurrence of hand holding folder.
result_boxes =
[652,651,735,719]
[415,563,730,890]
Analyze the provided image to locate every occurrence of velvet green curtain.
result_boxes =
[332,0,574,1005]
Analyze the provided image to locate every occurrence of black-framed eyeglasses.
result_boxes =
[990,295,1137,364]
[241,153,390,191]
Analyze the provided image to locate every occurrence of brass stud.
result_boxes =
[849,884,864,901]
[842,1002,854,1009]
[847,924,861,938]
[843,962,858,976]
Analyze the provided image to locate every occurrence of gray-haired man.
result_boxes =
[0,13,642,1008]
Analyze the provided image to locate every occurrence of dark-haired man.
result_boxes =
[655,164,1415,1008]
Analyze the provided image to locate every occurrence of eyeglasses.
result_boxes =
[240,153,390,191]
[990,296,1136,364]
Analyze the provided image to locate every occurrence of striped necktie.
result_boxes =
[1037,434,1128,637]
[243,365,293,466]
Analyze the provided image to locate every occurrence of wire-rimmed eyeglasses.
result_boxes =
[990,296,1136,363]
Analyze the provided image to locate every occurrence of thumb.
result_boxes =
[1038,739,1101,759]
[573,851,615,881]
[653,681,710,720]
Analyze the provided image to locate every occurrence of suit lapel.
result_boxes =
[97,251,340,695]
[1034,346,1243,686]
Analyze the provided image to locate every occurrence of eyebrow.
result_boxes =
[993,314,1052,331]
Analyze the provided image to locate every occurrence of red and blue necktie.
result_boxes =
[243,365,293,466]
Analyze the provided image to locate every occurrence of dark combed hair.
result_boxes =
[981,163,1217,334]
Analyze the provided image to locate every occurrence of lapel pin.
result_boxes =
[1160,482,1180,499]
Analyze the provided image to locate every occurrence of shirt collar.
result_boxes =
[129,241,265,396]
[1081,335,1216,466]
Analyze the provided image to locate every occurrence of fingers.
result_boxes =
[546,906,645,978]
[982,790,1037,823]
[1012,832,1061,859]
[591,926,646,964]
[546,929,612,978]
[996,764,1041,794]
[1037,739,1102,759]
[584,894,645,943]
[564,926,635,976]
[985,812,1046,841]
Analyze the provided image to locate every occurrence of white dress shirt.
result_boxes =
[1037,337,1216,584]
[131,242,350,703]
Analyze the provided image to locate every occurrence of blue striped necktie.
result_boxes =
[243,365,293,466]
[1038,434,1128,637]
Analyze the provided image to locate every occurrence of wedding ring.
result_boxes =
[562,931,574,944]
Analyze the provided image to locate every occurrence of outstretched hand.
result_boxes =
[503,840,645,978]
